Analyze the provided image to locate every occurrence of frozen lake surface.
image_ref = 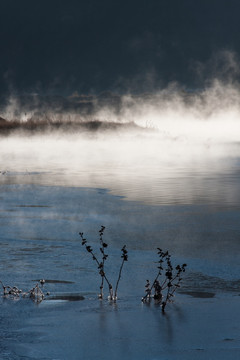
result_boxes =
[0,125,240,359]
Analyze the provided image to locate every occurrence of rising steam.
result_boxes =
[0,80,240,205]
[1,79,240,143]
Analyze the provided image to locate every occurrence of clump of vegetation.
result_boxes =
[23,283,45,301]
[142,248,187,312]
[0,280,45,302]
[0,228,186,313]
[79,225,128,301]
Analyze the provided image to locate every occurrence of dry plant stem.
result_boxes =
[0,280,22,296]
[100,278,104,298]
[80,228,127,301]
[142,248,187,311]
[150,271,161,294]
[144,280,151,300]
[0,280,10,295]
[99,226,107,299]
[79,231,113,299]
[1,280,45,302]
[114,245,128,300]
[114,259,124,299]
[142,249,167,302]
[29,283,44,302]
[142,273,162,303]
[161,284,171,313]
[93,250,113,298]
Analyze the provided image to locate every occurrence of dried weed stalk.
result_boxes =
[142,248,187,312]
[79,226,128,301]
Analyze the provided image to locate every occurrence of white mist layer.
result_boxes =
[0,133,239,206]
[1,80,240,145]
[1,81,240,205]
[94,81,240,144]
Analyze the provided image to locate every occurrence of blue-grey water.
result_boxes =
[0,126,240,359]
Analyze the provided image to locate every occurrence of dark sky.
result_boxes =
[1,0,240,96]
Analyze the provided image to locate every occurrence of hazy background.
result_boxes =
[1,4,240,359]
[1,1,240,206]
[1,0,240,99]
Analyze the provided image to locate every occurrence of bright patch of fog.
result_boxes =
[1,81,240,205]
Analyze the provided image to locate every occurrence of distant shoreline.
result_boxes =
[0,117,148,136]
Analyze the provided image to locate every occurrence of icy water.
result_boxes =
[0,127,240,359]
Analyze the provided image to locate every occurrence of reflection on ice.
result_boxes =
[0,130,240,206]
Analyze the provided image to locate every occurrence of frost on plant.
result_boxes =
[0,280,45,302]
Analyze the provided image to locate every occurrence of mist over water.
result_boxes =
[1,84,240,360]
[1,81,240,206]
[2,4,240,358]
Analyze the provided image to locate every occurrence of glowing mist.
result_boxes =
[1,81,240,205]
